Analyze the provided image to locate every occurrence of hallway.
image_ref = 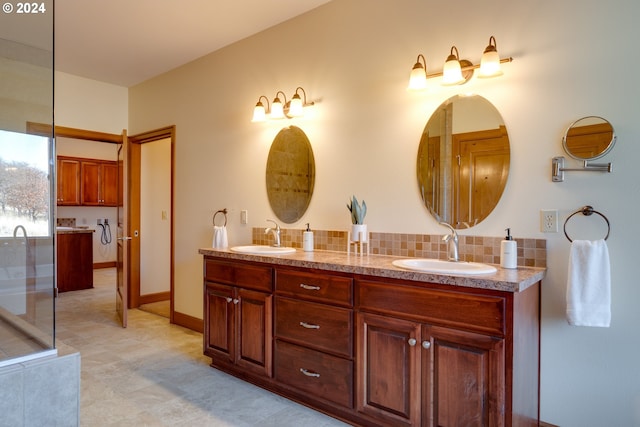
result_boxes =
[55,268,347,426]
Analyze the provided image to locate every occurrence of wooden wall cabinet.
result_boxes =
[56,156,117,206]
[56,157,81,205]
[81,160,118,206]
[204,258,273,377]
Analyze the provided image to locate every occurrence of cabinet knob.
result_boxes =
[422,341,431,349]
[232,298,239,304]
[225,297,232,303]
[408,338,417,346]
[300,368,320,378]
[299,321,320,330]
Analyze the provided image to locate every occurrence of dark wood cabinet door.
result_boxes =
[56,232,93,292]
[57,158,80,205]
[101,162,119,206]
[81,160,101,205]
[356,311,420,426]
[204,282,235,363]
[423,325,505,427]
[236,288,272,377]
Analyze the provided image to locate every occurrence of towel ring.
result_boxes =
[563,205,610,242]
[213,209,228,227]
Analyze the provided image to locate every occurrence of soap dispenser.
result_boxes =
[500,228,517,269]
[303,223,314,252]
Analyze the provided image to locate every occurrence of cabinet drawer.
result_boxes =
[275,269,353,307]
[275,297,352,358]
[275,340,353,408]
[205,258,272,292]
[357,280,505,336]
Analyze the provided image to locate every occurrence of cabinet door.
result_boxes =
[56,232,93,292]
[101,162,119,206]
[236,288,272,377]
[57,158,80,205]
[423,325,505,427]
[81,160,101,205]
[204,282,235,363]
[356,312,420,426]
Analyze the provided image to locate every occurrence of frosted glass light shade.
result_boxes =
[288,95,304,117]
[408,63,428,90]
[442,57,464,85]
[479,49,503,77]
[271,99,285,119]
[252,104,267,122]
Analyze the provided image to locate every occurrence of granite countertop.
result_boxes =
[198,247,546,293]
[56,227,94,234]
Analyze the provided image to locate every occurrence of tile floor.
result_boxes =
[56,268,349,426]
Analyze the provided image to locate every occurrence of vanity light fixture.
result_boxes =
[252,87,315,122]
[252,95,270,122]
[407,36,513,90]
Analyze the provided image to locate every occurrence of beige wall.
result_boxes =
[54,74,127,264]
[56,0,640,425]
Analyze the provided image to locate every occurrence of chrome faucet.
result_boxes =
[439,222,459,262]
[265,220,281,247]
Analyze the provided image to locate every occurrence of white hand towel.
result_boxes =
[566,239,611,327]
[212,226,228,249]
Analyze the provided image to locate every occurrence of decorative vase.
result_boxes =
[351,224,368,243]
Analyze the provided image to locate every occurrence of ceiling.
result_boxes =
[54,0,331,87]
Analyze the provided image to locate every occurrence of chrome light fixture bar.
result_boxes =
[408,36,513,90]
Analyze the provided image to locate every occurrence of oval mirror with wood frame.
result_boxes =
[266,126,315,224]
[562,116,616,161]
[417,95,510,229]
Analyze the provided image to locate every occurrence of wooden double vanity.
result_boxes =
[199,248,544,426]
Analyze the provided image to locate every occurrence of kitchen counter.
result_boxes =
[56,227,94,234]
[198,247,545,293]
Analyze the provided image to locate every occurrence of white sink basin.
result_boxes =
[392,258,497,275]
[230,245,296,255]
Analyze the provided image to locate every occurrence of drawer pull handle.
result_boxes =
[300,368,320,378]
[422,340,431,350]
[299,321,320,329]
[299,283,321,291]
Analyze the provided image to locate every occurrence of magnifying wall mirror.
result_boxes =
[562,116,616,160]
[417,95,510,229]
[266,126,315,223]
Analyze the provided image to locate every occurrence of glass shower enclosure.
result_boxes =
[0,1,55,367]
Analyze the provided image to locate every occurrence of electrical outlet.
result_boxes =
[240,210,248,225]
[97,219,103,225]
[540,209,558,233]
[103,218,108,225]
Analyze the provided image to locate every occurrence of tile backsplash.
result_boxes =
[252,227,546,268]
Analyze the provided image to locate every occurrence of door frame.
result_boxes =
[28,122,176,323]
[128,126,176,322]
[28,122,128,326]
